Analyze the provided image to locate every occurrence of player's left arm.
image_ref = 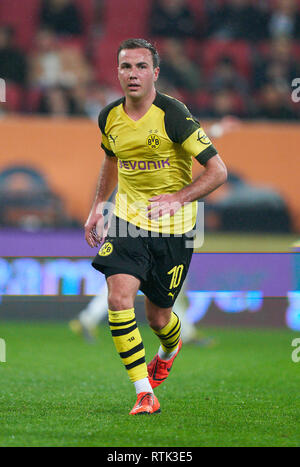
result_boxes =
[175,153,227,203]
[147,154,227,219]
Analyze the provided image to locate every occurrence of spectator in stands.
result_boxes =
[29,28,92,89]
[255,82,298,120]
[200,89,246,119]
[38,0,83,37]
[209,56,249,96]
[0,25,27,86]
[253,36,299,91]
[37,85,86,117]
[71,82,122,121]
[158,38,202,92]
[205,0,268,41]
[267,0,300,39]
[29,29,63,88]
[149,0,196,38]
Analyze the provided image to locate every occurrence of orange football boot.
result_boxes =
[148,339,182,388]
[129,392,161,415]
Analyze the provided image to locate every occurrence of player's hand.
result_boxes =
[147,193,182,220]
[84,211,104,248]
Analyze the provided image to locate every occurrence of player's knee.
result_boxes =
[108,291,134,311]
[147,315,169,331]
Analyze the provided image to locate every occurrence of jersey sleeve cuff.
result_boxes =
[195,145,218,166]
[101,143,116,158]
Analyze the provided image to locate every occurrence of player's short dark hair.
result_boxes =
[117,38,160,68]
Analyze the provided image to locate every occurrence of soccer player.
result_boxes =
[71,117,239,342]
[84,38,227,415]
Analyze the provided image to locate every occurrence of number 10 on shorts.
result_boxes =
[168,264,184,289]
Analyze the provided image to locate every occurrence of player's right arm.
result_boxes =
[85,103,121,247]
[85,100,123,247]
[84,154,118,248]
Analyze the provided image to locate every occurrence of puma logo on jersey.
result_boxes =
[109,135,118,144]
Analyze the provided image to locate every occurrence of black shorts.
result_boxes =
[92,216,194,308]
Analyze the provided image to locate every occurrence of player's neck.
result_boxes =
[124,89,156,121]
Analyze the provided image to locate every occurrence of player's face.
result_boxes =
[118,48,159,100]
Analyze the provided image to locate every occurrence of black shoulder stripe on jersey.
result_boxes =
[195,145,218,166]
[98,97,125,135]
[101,142,116,157]
[153,91,200,144]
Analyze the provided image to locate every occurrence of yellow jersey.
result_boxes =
[99,91,218,234]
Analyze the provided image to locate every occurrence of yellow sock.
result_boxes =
[108,308,148,383]
[153,312,181,354]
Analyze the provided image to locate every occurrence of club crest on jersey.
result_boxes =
[98,241,113,257]
[197,129,211,145]
[147,134,161,149]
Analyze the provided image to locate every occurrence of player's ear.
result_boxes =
[154,67,160,82]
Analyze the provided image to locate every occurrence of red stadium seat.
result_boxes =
[0,0,41,50]
[101,0,151,40]
[186,0,206,21]
[184,38,201,61]
[195,91,212,111]
[201,40,252,79]
[25,88,43,113]
[4,83,23,112]
[93,37,122,90]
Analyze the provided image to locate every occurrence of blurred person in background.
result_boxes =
[209,55,249,97]
[89,0,105,40]
[29,28,70,88]
[75,82,122,121]
[38,0,83,37]
[155,77,186,103]
[158,38,203,93]
[205,0,268,41]
[149,0,196,38]
[58,44,93,86]
[253,36,299,92]
[200,88,246,119]
[255,82,298,120]
[0,25,27,87]
[267,0,300,39]
[37,85,86,117]
[29,28,92,89]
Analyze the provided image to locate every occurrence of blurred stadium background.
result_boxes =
[0,0,300,333]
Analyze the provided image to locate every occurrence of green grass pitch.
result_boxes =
[0,322,299,447]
